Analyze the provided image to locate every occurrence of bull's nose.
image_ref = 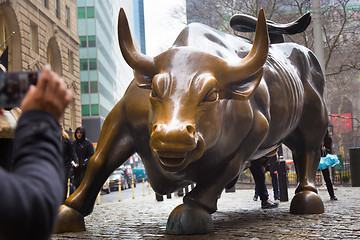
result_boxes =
[150,123,197,151]
[152,123,195,137]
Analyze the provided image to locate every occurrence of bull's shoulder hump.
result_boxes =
[173,23,252,59]
[269,42,313,59]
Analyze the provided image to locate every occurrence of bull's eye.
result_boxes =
[202,87,219,103]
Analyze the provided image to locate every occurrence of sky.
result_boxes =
[143,0,187,56]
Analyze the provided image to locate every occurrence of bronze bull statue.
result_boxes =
[55,8,328,235]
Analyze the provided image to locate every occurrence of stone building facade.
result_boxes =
[0,0,81,131]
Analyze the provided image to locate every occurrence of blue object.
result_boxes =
[318,154,340,170]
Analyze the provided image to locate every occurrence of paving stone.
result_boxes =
[51,186,360,239]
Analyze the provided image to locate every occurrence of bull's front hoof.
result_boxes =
[54,204,86,233]
[290,190,324,214]
[166,203,213,235]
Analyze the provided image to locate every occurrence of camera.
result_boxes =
[0,71,39,108]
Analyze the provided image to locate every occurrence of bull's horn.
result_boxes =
[118,8,155,77]
[225,8,269,84]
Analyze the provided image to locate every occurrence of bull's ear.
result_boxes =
[227,68,263,100]
[134,71,153,89]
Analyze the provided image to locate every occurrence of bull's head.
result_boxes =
[118,8,269,173]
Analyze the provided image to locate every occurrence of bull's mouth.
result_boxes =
[152,139,205,173]
[159,156,186,168]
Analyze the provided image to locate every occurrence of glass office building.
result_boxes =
[77,0,145,142]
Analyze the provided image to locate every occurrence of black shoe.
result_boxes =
[274,196,280,201]
[330,196,338,201]
[253,196,258,201]
[261,200,279,209]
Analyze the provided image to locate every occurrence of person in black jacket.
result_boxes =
[61,124,78,200]
[321,130,338,201]
[73,126,94,188]
[0,65,72,240]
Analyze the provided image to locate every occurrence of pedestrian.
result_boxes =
[250,156,279,209]
[73,126,94,188]
[61,123,78,200]
[0,65,72,239]
[320,130,338,201]
[252,155,280,201]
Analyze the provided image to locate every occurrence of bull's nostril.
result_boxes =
[152,124,158,132]
[186,124,195,136]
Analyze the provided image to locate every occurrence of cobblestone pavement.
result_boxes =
[51,186,360,239]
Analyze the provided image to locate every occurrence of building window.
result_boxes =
[88,36,96,47]
[30,23,38,53]
[91,104,99,116]
[78,7,86,19]
[66,6,70,28]
[78,36,96,48]
[43,0,48,8]
[80,59,88,70]
[89,81,98,93]
[82,105,90,116]
[79,36,87,48]
[68,50,74,74]
[87,7,95,18]
[89,58,97,70]
[81,82,89,94]
[55,0,60,19]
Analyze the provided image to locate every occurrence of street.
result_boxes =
[52,185,360,239]
[99,181,154,204]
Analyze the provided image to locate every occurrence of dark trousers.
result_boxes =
[73,168,86,189]
[250,158,268,202]
[269,170,280,198]
[322,168,335,198]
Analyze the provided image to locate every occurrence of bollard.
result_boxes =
[118,180,122,202]
[350,148,360,187]
[142,178,145,196]
[132,178,135,199]
[278,158,289,202]
[97,191,101,205]
[67,178,70,198]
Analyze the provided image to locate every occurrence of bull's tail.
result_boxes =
[230,12,311,44]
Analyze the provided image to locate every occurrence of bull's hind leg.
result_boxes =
[287,141,325,214]
[284,85,328,214]
[55,106,135,233]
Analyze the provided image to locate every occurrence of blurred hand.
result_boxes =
[21,65,72,120]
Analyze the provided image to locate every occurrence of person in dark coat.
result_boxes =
[61,124,78,200]
[73,126,94,188]
[321,130,338,201]
[0,65,72,240]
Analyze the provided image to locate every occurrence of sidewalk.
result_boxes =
[51,186,360,239]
